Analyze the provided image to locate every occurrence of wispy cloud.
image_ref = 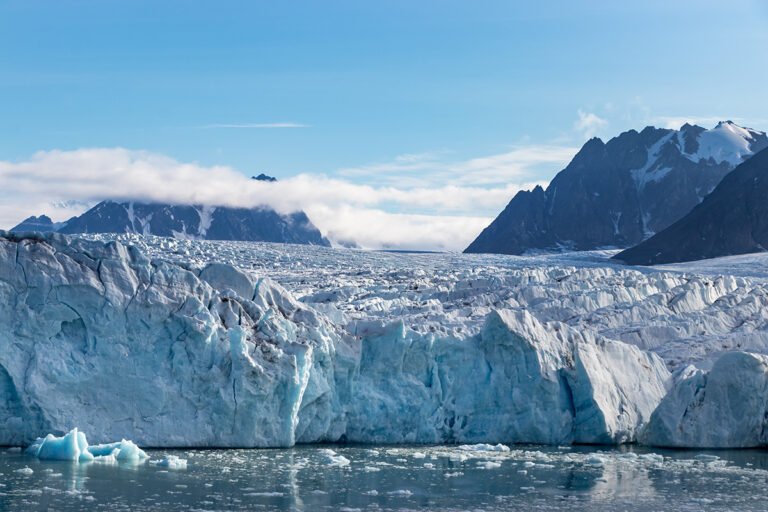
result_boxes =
[0,145,575,250]
[574,109,608,139]
[200,122,310,129]
[336,145,576,188]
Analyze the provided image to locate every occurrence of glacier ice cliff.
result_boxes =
[2,231,767,449]
[641,352,768,448]
[0,232,676,448]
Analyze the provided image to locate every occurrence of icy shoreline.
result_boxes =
[2,232,768,449]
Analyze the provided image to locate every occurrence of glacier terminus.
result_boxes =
[2,231,768,450]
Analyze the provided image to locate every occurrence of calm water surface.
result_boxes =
[1,444,768,511]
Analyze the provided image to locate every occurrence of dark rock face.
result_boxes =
[465,122,768,255]
[10,215,59,233]
[252,173,278,182]
[55,201,330,246]
[614,147,768,265]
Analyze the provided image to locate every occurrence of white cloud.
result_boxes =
[0,145,574,251]
[304,205,493,251]
[201,122,310,129]
[574,109,609,139]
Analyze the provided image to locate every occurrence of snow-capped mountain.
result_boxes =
[615,146,768,265]
[465,121,768,255]
[11,175,331,246]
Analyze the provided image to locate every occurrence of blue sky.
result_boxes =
[1,1,767,249]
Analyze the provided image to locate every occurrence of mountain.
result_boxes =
[11,175,331,246]
[252,173,277,182]
[10,215,62,233]
[614,146,768,265]
[465,121,768,255]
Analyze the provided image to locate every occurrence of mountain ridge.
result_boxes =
[614,146,768,265]
[465,121,768,255]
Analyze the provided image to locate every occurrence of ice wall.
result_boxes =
[0,231,758,448]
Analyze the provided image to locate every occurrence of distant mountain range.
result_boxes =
[614,146,768,265]
[10,174,331,246]
[465,121,768,255]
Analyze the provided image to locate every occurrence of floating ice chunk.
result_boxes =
[15,466,34,475]
[584,455,605,467]
[151,455,188,469]
[319,449,350,467]
[89,439,148,462]
[458,443,510,452]
[26,429,147,463]
[88,443,120,457]
[388,490,413,497]
[479,461,502,469]
[26,428,93,462]
[638,453,664,464]
[448,452,469,462]
[114,440,148,461]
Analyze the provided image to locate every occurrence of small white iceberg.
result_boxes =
[150,455,188,469]
[457,443,510,453]
[319,448,350,467]
[26,428,149,463]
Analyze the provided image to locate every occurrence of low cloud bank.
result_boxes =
[0,147,574,250]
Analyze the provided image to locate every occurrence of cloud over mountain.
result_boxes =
[0,145,574,250]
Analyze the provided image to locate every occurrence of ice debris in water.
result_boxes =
[150,455,188,469]
[458,443,510,452]
[26,428,148,462]
[319,448,351,467]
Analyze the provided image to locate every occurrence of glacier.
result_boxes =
[2,231,768,448]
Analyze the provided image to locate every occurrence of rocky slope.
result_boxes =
[466,122,768,255]
[614,146,768,265]
[10,215,61,233]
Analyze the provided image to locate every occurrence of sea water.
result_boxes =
[2,444,768,511]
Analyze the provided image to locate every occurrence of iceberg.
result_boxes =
[26,428,147,462]
[151,455,188,469]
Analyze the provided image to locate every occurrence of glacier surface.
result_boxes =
[3,232,768,448]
